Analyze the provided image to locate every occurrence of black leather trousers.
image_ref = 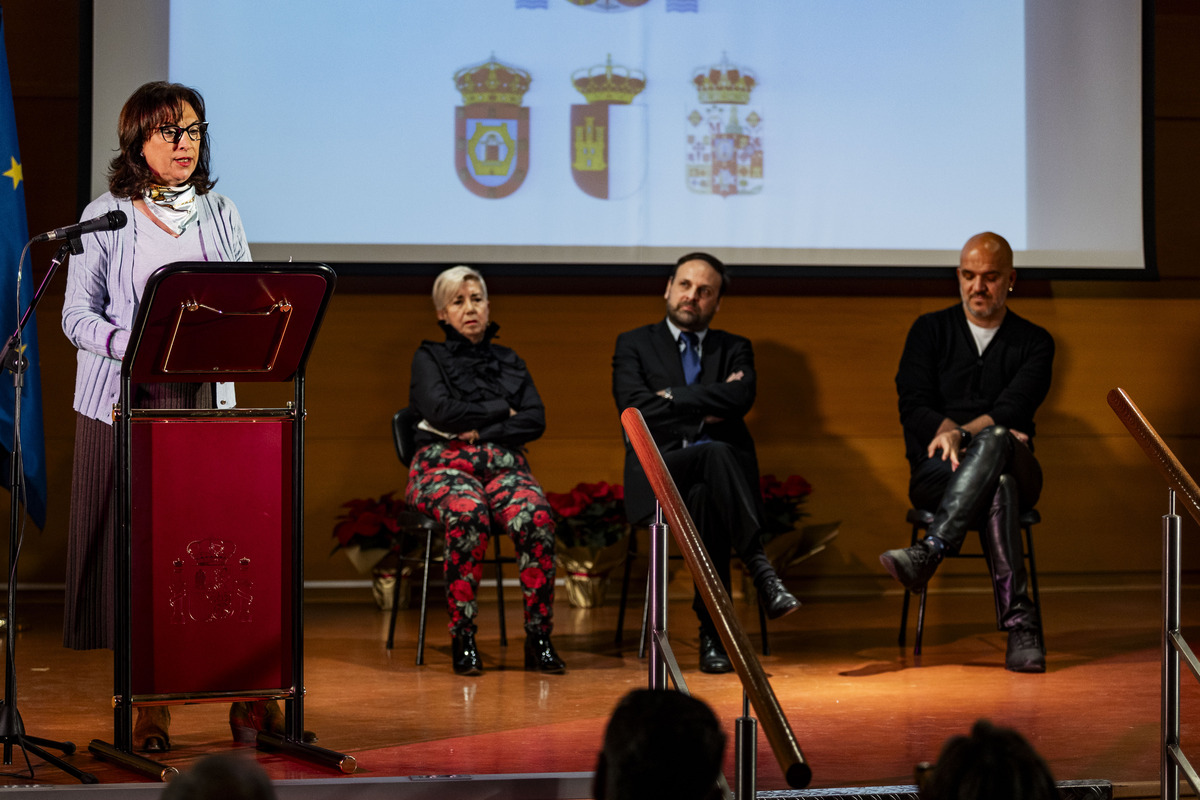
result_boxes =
[908,425,1042,631]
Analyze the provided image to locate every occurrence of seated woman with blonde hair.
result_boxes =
[405,265,564,675]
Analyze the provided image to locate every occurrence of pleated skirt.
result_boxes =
[63,382,214,650]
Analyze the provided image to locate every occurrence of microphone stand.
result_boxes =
[0,237,97,783]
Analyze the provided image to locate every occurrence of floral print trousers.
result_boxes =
[406,441,556,638]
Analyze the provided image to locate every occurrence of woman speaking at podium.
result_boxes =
[60,81,261,752]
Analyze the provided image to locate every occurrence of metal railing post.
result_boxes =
[648,502,669,690]
[1164,490,1180,800]
[735,691,758,799]
[1108,390,1200,800]
[622,408,810,788]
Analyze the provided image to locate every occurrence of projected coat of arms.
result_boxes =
[516,0,696,10]
[686,54,763,197]
[565,0,649,8]
[455,55,532,199]
[570,55,647,200]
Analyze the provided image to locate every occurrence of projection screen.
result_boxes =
[91,0,1151,276]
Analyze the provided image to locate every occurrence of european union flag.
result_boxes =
[0,9,46,529]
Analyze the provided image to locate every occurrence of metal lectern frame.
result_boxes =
[87,262,350,779]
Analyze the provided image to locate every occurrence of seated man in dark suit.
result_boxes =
[880,231,1053,673]
[612,252,799,674]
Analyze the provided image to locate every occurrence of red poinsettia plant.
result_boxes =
[759,473,813,536]
[331,491,413,555]
[546,481,628,550]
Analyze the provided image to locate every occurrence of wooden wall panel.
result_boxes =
[1152,120,1200,281]
[17,290,1200,588]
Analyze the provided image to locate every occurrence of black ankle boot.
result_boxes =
[524,631,566,673]
[1005,625,1045,673]
[880,537,945,592]
[756,574,801,619]
[698,628,733,674]
[451,631,483,676]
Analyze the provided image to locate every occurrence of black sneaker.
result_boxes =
[1005,626,1046,673]
[879,539,944,592]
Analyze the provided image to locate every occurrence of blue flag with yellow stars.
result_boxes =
[0,9,46,530]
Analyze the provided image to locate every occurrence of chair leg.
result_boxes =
[1024,523,1044,645]
[912,517,929,655]
[386,561,403,650]
[493,535,507,647]
[758,596,770,656]
[614,529,637,645]
[914,588,927,656]
[415,527,433,666]
[898,522,921,648]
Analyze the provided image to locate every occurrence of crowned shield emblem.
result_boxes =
[566,0,650,9]
[454,56,532,199]
[686,54,763,197]
[571,55,648,200]
[168,538,256,625]
[519,0,675,8]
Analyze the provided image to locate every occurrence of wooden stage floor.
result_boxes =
[0,581,1193,796]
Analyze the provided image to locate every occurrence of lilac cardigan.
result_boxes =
[61,191,251,424]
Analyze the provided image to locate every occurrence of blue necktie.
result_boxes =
[680,332,701,385]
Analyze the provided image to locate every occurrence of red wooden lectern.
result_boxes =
[86,262,351,779]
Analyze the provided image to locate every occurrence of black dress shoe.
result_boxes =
[451,631,483,676]
[698,630,733,674]
[524,632,566,673]
[757,575,801,620]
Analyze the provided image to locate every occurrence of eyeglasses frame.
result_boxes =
[156,121,210,144]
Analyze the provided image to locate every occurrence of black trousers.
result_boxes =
[660,441,765,633]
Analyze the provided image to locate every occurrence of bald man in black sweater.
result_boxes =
[880,232,1054,673]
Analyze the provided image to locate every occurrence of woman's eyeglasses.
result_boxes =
[156,122,209,144]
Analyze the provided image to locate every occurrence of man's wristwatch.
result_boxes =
[955,427,972,446]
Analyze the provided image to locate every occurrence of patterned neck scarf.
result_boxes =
[143,184,198,235]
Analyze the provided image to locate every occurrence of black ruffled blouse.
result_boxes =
[408,321,547,450]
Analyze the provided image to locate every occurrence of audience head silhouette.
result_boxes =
[161,753,277,800]
[593,688,726,800]
[919,719,1056,800]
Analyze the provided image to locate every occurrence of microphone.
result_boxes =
[32,210,128,243]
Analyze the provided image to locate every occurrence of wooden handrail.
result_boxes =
[1107,388,1200,528]
[620,407,812,789]
[1107,387,1200,800]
